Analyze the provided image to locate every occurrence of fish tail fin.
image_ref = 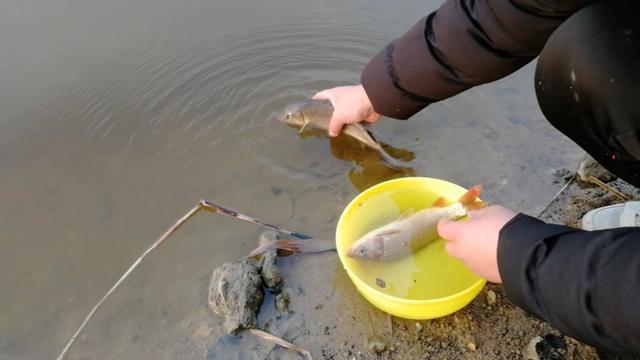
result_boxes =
[378,147,405,169]
[457,185,485,209]
[284,239,336,253]
[243,243,271,259]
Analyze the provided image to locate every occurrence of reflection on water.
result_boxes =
[295,126,416,191]
[0,0,585,358]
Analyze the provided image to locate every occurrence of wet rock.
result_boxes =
[578,155,616,183]
[366,335,388,354]
[261,249,283,292]
[259,231,284,292]
[275,291,290,315]
[208,259,264,334]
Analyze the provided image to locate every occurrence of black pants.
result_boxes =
[536,0,640,187]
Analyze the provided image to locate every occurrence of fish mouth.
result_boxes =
[345,245,357,258]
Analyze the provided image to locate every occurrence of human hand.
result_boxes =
[437,205,517,283]
[312,84,381,137]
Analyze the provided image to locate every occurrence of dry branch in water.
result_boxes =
[56,203,203,360]
[57,199,313,359]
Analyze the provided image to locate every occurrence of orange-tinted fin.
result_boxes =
[431,196,447,207]
[457,185,483,206]
[467,199,487,211]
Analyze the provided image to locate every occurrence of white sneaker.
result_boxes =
[581,201,640,230]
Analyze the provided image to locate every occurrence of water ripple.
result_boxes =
[26,21,391,165]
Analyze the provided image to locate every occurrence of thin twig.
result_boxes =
[586,176,633,201]
[199,200,312,239]
[56,204,203,360]
[249,328,313,360]
[537,172,577,218]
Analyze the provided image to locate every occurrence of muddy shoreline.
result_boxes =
[202,159,639,360]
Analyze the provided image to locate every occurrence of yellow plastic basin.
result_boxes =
[336,177,486,319]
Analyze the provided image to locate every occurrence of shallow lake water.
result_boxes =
[0,0,584,358]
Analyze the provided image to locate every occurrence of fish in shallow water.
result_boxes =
[244,230,336,259]
[278,99,404,168]
[347,185,484,261]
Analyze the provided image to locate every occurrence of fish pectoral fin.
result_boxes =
[357,123,377,140]
[299,113,310,133]
[431,197,447,208]
[396,209,415,220]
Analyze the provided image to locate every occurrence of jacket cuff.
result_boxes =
[361,42,433,120]
[497,213,576,317]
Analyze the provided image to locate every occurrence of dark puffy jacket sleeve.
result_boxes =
[498,214,640,356]
[361,0,593,119]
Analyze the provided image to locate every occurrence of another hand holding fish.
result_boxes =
[312,85,381,136]
[437,205,517,283]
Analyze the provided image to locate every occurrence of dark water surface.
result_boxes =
[0,0,583,358]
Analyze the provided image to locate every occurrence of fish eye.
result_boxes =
[285,112,292,119]
[359,248,367,255]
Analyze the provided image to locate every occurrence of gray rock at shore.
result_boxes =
[208,259,265,334]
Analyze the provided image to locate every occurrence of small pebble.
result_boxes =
[467,342,477,352]
[415,322,422,331]
[486,290,497,305]
[366,336,387,354]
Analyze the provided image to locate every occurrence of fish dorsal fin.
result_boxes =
[457,185,483,206]
[431,197,447,207]
[396,209,415,221]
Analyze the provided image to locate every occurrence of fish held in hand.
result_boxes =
[278,99,404,168]
[347,185,484,261]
